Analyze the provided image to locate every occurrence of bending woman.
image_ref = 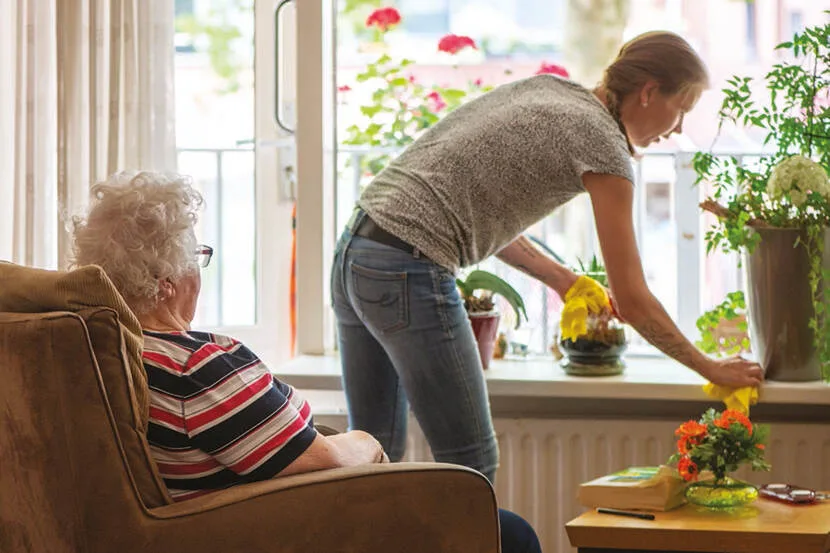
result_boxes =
[331,31,763,483]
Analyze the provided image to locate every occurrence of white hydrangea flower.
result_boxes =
[767,155,830,206]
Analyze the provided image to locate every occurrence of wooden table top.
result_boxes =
[566,498,830,553]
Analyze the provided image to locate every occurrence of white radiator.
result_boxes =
[317,414,830,553]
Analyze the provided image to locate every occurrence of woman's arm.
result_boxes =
[583,172,763,387]
[278,430,388,477]
[496,235,578,299]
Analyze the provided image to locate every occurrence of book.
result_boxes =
[578,466,688,512]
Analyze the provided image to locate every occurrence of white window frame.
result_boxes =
[294,0,337,356]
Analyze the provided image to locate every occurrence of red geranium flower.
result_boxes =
[426,91,447,112]
[677,456,700,482]
[366,7,401,31]
[437,34,477,54]
[535,62,569,78]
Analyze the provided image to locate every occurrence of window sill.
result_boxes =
[275,354,830,406]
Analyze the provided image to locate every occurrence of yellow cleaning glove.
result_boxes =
[702,383,759,415]
[560,276,611,342]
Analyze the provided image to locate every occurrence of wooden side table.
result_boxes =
[566,499,830,553]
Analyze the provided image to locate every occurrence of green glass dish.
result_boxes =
[685,477,759,509]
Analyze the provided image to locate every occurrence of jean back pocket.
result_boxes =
[350,262,409,334]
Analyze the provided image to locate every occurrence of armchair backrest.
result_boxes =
[0,311,154,552]
[0,263,171,507]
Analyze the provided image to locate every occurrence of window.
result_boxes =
[789,11,804,36]
[174,0,291,363]
[399,0,449,35]
[745,1,758,61]
[332,1,703,356]
[221,0,825,364]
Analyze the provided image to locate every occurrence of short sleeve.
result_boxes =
[181,337,317,480]
[568,114,636,185]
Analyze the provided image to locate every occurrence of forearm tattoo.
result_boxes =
[636,318,700,368]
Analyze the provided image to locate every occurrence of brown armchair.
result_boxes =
[0,263,499,553]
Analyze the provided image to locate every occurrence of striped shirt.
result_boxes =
[142,330,316,502]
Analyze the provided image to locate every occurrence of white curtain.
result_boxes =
[0,0,176,269]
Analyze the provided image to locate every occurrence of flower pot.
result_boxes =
[469,311,500,370]
[685,477,758,509]
[560,325,627,376]
[745,228,830,382]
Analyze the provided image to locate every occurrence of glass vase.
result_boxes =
[685,477,758,509]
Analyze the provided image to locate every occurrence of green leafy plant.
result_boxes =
[175,0,253,95]
[456,270,527,328]
[574,254,608,287]
[696,291,750,356]
[342,8,489,176]
[669,408,770,483]
[341,7,569,178]
[693,16,830,379]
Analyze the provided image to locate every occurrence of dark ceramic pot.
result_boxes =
[745,227,830,382]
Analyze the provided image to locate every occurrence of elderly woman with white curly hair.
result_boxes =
[71,170,544,552]
[70,171,388,502]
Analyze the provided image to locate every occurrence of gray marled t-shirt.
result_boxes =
[358,75,635,272]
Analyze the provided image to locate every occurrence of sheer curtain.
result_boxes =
[0,0,176,269]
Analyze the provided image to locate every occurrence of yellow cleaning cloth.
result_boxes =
[560,276,611,342]
[702,383,759,415]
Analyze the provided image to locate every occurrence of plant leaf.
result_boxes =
[461,270,527,328]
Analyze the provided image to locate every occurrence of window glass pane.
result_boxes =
[174,0,255,327]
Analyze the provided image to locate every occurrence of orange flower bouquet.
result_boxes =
[669,409,771,508]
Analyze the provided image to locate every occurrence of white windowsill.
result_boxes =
[274,354,830,406]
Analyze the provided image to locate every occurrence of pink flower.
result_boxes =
[426,91,447,112]
[365,7,401,32]
[337,85,352,93]
[535,62,569,78]
[473,78,483,87]
[408,75,416,83]
[437,34,477,55]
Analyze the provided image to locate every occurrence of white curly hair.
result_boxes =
[70,171,204,314]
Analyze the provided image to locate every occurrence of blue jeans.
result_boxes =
[330,213,499,482]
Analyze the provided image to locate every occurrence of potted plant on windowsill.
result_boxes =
[696,291,751,357]
[693,18,830,382]
[557,256,628,376]
[456,270,527,369]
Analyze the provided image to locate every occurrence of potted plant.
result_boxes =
[694,18,830,382]
[669,408,770,509]
[696,291,750,357]
[456,270,527,369]
[558,256,628,376]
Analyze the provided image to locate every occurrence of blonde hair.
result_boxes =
[70,171,204,314]
[602,31,709,153]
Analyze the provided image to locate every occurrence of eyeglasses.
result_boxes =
[195,245,214,268]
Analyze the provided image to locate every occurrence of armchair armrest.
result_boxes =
[144,462,499,553]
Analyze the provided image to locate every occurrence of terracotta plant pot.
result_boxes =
[745,228,830,382]
[469,311,500,369]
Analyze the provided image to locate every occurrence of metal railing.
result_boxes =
[178,146,256,328]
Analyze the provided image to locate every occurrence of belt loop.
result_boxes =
[347,206,365,234]
[413,247,421,259]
